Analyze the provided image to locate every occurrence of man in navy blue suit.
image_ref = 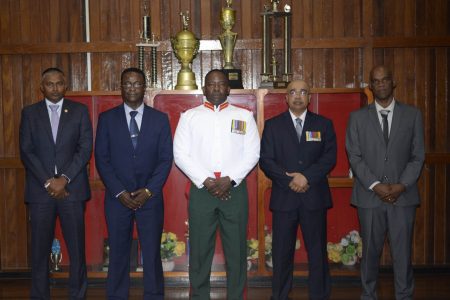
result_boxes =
[95,67,173,300]
[260,80,337,300]
[20,67,92,299]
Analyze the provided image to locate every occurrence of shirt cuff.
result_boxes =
[369,181,380,190]
[61,174,71,184]
[116,190,126,198]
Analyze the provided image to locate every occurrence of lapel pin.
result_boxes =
[64,109,68,113]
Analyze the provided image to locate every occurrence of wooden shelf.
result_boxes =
[49,263,359,279]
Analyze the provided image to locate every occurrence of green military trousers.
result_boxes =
[188,181,248,300]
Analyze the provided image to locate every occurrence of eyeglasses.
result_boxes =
[288,89,309,96]
[121,82,145,89]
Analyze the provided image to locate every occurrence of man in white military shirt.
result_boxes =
[174,69,260,300]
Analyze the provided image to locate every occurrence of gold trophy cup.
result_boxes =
[171,11,199,90]
[219,0,243,88]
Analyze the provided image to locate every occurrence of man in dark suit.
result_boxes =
[19,67,93,299]
[95,67,173,300]
[346,65,425,299]
[260,80,337,300]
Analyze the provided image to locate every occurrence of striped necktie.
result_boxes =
[295,118,303,142]
[129,111,139,148]
[380,110,390,145]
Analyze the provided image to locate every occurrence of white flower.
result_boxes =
[340,238,349,247]
[350,234,360,243]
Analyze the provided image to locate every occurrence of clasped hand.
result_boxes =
[286,172,310,193]
[203,176,231,201]
[45,177,69,200]
[373,183,405,204]
[118,189,151,210]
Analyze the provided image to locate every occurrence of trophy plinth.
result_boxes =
[222,69,243,89]
[219,0,243,89]
[171,12,199,90]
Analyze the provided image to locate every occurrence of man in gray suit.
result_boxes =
[345,65,424,300]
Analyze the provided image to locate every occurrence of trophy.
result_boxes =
[102,239,110,271]
[219,0,243,89]
[136,0,160,88]
[171,11,200,90]
[260,1,292,88]
[50,238,62,272]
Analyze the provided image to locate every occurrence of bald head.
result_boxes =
[369,65,396,105]
[286,80,311,116]
[286,79,310,92]
[369,65,393,83]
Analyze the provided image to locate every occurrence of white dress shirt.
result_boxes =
[123,102,144,130]
[174,100,260,188]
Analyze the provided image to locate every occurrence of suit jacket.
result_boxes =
[94,104,173,204]
[19,99,93,203]
[345,101,425,208]
[260,110,337,211]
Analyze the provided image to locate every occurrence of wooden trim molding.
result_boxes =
[1,37,449,55]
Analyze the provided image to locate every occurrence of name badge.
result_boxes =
[305,131,321,141]
[231,119,246,135]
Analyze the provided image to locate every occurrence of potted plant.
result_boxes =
[160,231,186,271]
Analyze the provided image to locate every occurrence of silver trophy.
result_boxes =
[50,238,62,272]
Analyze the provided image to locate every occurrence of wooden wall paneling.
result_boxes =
[15,168,28,269]
[312,49,325,87]
[413,172,427,264]
[9,0,21,44]
[200,0,211,38]
[435,48,448,152]
[150,0,161,39]
[302,49,313,86]
[0,0,10,43]
[0,57,3,156]
[250,0,263,39]
[428,49,437,151]
[362,0,372,82]
[209,0,221,38]
[333,0,345,38]
[69,53,87,91]
[2,55,15,157]
[434,164,447,263]
[251,49,262,89]
[240,0,252,39]
[89,0,100,41]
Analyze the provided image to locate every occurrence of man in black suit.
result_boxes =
[95,67,173,299]
[19,67,93,299]
[260,80,337,300]
[346,65,425,299]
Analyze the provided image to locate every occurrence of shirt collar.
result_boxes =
[45,98,64,109]
[124,102,144,115]
[289,109,307,124]
[375,98,396,113]
[203,100,229,112]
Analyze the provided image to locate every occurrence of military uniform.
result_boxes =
[174,100,260,300]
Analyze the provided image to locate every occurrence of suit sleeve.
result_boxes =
[19,108,53,185]
[259,120,292,190]
[302,119,337,185]
[60,105,93,181]
[145,114,173,196]
[398,109,425,188]
[345,112,379,189]
[95,113,127,196]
